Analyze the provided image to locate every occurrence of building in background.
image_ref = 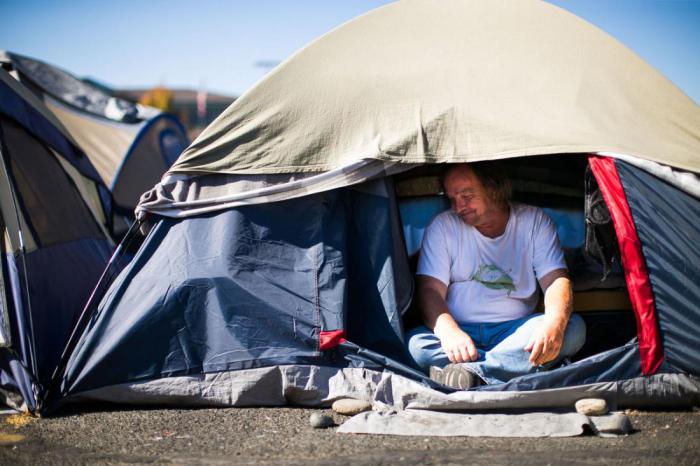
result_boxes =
[116,87,235,140]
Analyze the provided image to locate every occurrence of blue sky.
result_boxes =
[2,0,699,103]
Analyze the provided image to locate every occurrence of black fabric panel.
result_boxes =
[576,311,638,360]
[0,75,104,184]
[616,160,700,375]
[0,116,104,247]
[583,166,620,279]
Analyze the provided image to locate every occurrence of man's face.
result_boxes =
[444,167,496,227]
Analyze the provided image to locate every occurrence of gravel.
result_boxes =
[0,405,697,465]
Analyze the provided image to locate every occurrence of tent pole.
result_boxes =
[0,136,39,387]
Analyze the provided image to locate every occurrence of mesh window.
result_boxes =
[0,116,104,247]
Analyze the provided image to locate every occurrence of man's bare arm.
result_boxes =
[417,275,478,363]
[524,268,573,366]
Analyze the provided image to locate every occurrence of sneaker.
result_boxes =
[430,364,484,389]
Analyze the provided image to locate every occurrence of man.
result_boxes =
[406,163,585,389]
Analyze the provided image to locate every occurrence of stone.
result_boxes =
[589,412,633,436]
[309,413,335,429]
[331,398,372,416]
[575,398,608,416]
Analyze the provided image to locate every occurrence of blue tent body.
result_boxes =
[49,158,699,412]
[0,70,114,412]
[63,180,419,396]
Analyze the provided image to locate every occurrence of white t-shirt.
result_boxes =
[417,203,566,323]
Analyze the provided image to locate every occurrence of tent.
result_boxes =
[0,69,116,412]
[22,0,700,414]
[0,51,189,235]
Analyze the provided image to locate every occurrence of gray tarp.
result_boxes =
[66,366,699,411]
[337,410,632,438]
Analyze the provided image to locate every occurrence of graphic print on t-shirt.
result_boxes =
[469,264,516,294]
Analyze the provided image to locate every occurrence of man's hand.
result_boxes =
[437,325,478,363]
[417,275,478,363]
[524,316,565,366]
[526,269,573,366]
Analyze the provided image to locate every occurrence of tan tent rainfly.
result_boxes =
[172,0,699,176]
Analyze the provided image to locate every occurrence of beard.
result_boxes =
[457,209,480,226]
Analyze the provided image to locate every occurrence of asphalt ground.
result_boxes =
[0,405,697,465]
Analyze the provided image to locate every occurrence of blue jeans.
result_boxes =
[406,313,586,385]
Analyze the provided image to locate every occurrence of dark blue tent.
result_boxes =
[0,69,114,412]
[46,155,698,414]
